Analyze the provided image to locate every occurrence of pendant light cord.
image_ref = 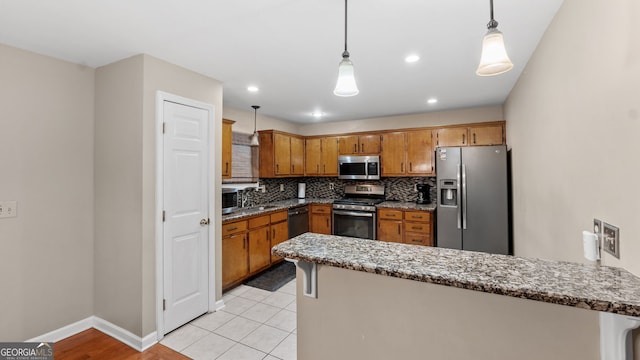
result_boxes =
[344,0,348,52]
[487,0,498,29]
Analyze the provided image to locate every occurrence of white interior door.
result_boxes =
[162,100,210,334]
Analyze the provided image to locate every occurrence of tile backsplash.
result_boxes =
[236,177,436,207]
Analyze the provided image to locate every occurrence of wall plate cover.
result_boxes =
[602,222,620,259]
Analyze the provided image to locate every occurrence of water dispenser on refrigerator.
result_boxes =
[439,179,458,207]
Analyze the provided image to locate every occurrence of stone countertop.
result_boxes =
[272,233,640,317]
[378,201,436,211]
[222,198,333,222]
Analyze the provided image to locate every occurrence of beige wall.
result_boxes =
[504,0,640,353]
[0,44,95,340]
[94,54,224,338]
[297,105,503,136]
[298,266,599,360]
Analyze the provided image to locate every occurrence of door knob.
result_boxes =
[200,218,210,226]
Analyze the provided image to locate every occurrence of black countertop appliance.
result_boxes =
[416,184,432,204]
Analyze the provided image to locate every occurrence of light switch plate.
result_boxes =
[602,222,620,259]
[0,201,18,218]
[593,219,602,236]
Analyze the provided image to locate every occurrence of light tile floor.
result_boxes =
[161,280,297,360]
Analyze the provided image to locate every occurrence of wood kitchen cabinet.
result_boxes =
[339,134,381,155]
[305,136,339,176]
[310,204,332,234]
[222,220,249,289]
[406,129,434,175]
[435,127,469,147]
[468,125,504,146]
[377,208,403,243]
[270,211,289,262]
[248,215,271,273]
[222,119,234,179]
[380,132,406,176]
[259,130,305,177]
[377,208,434,246]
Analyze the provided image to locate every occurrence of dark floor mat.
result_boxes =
[243,261,296,292]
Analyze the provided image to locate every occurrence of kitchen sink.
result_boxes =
[257,205,278,210]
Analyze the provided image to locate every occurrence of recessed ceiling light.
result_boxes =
[247,86,259,92]
[405,55,420,63]
[427,98,438,105]
[311,111,324,118]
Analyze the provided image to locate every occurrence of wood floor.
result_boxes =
[54,328,190,359]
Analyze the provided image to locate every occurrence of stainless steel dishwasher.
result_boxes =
[288,206,309,238]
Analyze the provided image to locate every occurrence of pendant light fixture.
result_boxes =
[476,0,513,76]
[333,0,359,97]
[249,105,260,146]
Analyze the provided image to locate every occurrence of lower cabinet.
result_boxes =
[222,210,289,291]
[377,208,434,246]
[309,204,332,234]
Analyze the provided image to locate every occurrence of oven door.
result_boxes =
[332,210,376,240]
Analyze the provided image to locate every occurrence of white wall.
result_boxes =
[223,107,300,135]
[0,44,95,340]
[504,0,640,353]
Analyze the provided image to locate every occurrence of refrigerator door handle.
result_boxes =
[456,163,461,229]
[462,164,467,230]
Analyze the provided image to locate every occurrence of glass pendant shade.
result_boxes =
[333,54,359,97]
[476,28,513,76]
[250,105,260,146]
[250,132,259,146]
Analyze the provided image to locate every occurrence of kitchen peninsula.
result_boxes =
[273,234,640,360]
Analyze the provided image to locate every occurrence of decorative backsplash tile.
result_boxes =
[237,177,436,207]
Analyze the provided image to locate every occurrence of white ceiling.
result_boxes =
[0,0,564,123]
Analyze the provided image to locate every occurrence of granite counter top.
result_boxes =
[272,233,640,317]
[377,201,436,211]
[222,198,333,222]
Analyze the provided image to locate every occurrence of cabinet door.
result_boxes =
[381,132,407,176]
[338,135,359,155]
[359,134,380,154]
[310,214,331,234]
[274,133,291,175]
[248,226,272,273]
[305,138,322,175]
[469,125,504,146]
[378,219,403,243]
[270,220,289,262]
[436,128,469,147]
[222,232,248,289]
[222,120,233,178]
[321,137,339,175]
[406,130,434,175]
[290,136,305,175]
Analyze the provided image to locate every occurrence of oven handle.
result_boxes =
[333,210,374,218]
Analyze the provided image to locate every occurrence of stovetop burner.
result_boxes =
[333,197,384,206]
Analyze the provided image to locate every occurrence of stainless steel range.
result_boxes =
[332,184,385,240]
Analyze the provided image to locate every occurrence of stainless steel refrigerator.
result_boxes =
[435,145,509,255]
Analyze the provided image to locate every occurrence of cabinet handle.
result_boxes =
[266,229,270,240]
[227,227,238,232]
[411,215,421,219]
[397,224,401,235]
[317,164,320,173]
[276,164,279,173]
[473,133,477,144]
[409,162,412,172]
[326,218,329,227]
[353,144,357,153]
[412,226,423,230]
[361,143,364,153]
[225,162,229,173]
[401,163,404,172]
[272,229,275,239]
[462,133,466,145]
[244,236,247,249]
[291,165,294,173]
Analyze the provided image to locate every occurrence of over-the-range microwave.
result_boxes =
[338,155,380,180]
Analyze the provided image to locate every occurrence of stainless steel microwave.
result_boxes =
[222,188,238,214]
[338,155,380,180]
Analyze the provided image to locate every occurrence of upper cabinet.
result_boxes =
[222,119,234,179]
[381,130,434,176]
[339,134,380,155]
[306,137,339,176]
[435,123,505,147]
[259,130,305,177]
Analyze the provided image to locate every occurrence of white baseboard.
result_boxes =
[26,316,157,352]
[215,299,225,311]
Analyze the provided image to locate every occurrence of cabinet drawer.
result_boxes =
[404,211,431,222]
[249,215,270,229]
[270,210,288,223]
[311,205,331,214]
[404,233,432,246]
[378,208,403,220]
[404,222,430,234]
[222,220,248,236]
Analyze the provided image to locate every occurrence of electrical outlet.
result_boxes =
[602,222,620,259]
[0,201,18,218]
[593,219,602,236]
[329,183,334,191]
[280,184,284,192]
